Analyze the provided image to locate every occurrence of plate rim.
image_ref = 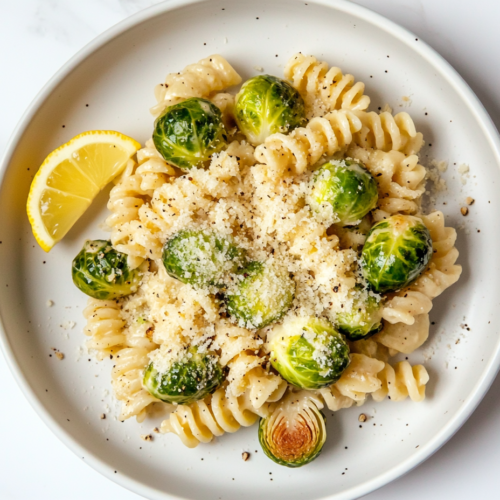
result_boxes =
[1,0,500,498]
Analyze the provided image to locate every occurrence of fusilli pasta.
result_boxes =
[319,354,429,408]
[348,145,426,222]
[254,110,363,177]
[215,321,287,409]
[372,361,429,403]
[83,298,126,360]
[160,385,268,448]
[111,346,160,422]
[284,52,370,118]
[151,55,242,117]
[352,110,424,155]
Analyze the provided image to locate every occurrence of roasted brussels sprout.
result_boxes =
[153,97,228,170]
[259,391,326,468]
[234,75,306,146]
[162,229,245,287]
[336,289,383,341]
[225,261,295,329]
[361,214,433,293]
[269,316,350,389]
[143,346,224,405]
[307,159,378,225]
[72,240,140,299]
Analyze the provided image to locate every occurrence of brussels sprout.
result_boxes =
[143,346,224,405]
[269,316,350,389]
[336,289,383,341]
[153,97,228,170]
[225,261,295,329]
[307,159,379,225]
[72,240,140,299]
[162,229,245,287]
[259,391,326,468]
[234,75,306,146]
[361,214,433,293]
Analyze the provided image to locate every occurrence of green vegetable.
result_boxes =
[153,97,228,170]
[234,75,306,146]
[143,346,224,405]
[259,391,326,468]
[336,289,383,341]
[225,261,295,329]
[162,229,245,287]
[72,240,140,299]
[361,214,433,293]
[307,159,379,225]
[269,316,350,389]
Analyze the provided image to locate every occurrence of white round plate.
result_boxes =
[1,0,499,498]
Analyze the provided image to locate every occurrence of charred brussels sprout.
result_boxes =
[269,316,350,389]
[143,346,224,405]
[336,289,383,341]
[225,261,295,329]
[162,229,245,287]
[72,240,140,299]
[153,97,228,170]
[234,75,306,146]
[307,159,378,225]
[361,214,433,293]
[259,391,326,468]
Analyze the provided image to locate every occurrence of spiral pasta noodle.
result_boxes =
[375,211,462,353]
[352,110,424,155]
[216,322,287,409]
[284,52,370,118]
[106,141,175,268]
[254,110,362,177]
[83,298,126,360]
[333,353,385,403]
[319,354,429,409]
[160,386,268,448]
[372,361,429,403]
[348,145,426,222]
[111,346,159,422]
[151,54,242,117]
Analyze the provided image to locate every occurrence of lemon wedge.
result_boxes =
[27,130,141,252]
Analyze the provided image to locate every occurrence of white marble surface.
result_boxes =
[1,0,500,498]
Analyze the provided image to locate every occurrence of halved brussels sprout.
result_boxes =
[162,229,245,287]
[234,75,306,146]
[336,289,383,341]
[143,346,224,405]
[153,97,228,170]
[307,159,379,225]
[225,261,295,329]
[72,240,140,299]
[259,391,326,468]
[361,214,433,293]
[269,316,350,389]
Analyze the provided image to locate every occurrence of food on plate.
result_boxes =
[153,97,228,170]
[258,391,327,467]
[335,288,383,341]
[361,214,433,293]
[307,159,379,225]
[162,229,245,287]
[268,316,351,389]
[72,239,141,299]
[143,346,224,405]
[28,53,462,467]
[26,130,140,251]
[234,74,306,146]
[225,261,295,329]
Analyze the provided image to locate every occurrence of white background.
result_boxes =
[1,0,499,498]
